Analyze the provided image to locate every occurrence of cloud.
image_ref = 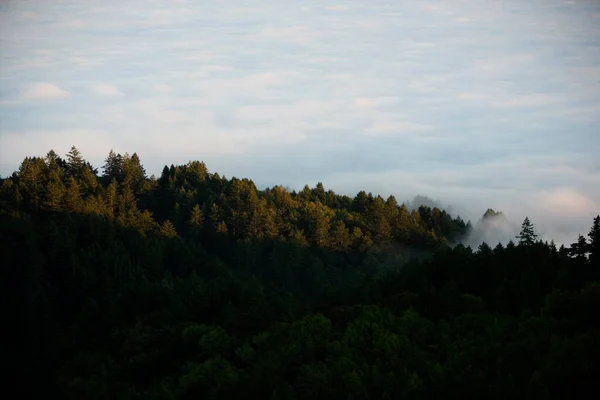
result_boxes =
[364,120,434,136]
[354,97,399,108]
[20,83,70,100]
[535,189,598,216]
[153,83,172,93]
[1,0,600,245]
[456,93,490,101]
[0,129,121,170]
[92,83,124,97]
[249,26,319,45]
[491,94,565,108]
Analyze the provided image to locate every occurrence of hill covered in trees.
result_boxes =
[2,147,599,399]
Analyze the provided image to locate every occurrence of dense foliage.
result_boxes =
[2,147,599,399]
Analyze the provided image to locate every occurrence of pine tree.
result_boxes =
[569,234,588,262]
[588,216,600,266]
[159,219,178,238]
[44,171,65,211]
[64,176,82,212]
[66,146,84,179]
[45,150,65,175]
[105,178,118,216]
[330,220,351,250]
[122,152,146,193]
[188,204,205,232]
[102,149,123,182]
[217,220,228,234]
[516,217,537,246]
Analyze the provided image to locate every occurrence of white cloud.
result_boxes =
[1,0,600,244]
[354,97,399,108]
[325,5,349,12]
[365,120,434,135]
[456,92,488,101]
[0,129,121,169]
[235,100,341,124]
[492,94,565,108]
[249,25,319,45]
[535,189,599,216]
[92,83,124,97]
[153,83,173,93]
[21,83,70,100]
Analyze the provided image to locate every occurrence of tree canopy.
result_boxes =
[2,147,599,399]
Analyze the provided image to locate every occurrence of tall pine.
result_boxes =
[516,216,537,246]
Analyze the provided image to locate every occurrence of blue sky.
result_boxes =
[1,0,599,245]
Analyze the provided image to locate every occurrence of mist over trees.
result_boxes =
[2,147,599,399]
[462,208,518,248]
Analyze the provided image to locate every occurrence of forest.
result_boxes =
[2,146,599,399]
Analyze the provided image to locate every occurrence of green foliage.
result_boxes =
[3,148,600,399]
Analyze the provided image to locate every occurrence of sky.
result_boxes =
[1,0,599,245]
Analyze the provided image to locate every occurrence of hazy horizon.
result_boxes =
[1,0,599,246]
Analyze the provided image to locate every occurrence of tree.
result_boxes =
[45,150,66,175]
[43,171,65,211]
[189,204,205,232]
[159,219,178,238]
[588,216,600,266]
[516,217,537,246]
[569,235,588,262]
[394,204,412,241]
[101,149,123,182]
[105,178,118,216]
[330,220,351,251]
[217,220,228,234]
[66,146,85,179]
[122,153,146,192]
[352,191,370,213]
[64,176,82,211]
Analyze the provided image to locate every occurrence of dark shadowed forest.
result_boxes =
[2,147,599,399]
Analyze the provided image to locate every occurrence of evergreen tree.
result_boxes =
[588,216,600,266]
[122,152,146,193]
[45,150,66,175]
[159,219,178,238]
[105,178,118,216]
[101,149,123,182]
[516,217,537,246]
[43,171,65,211]
[6,147,600,400]
[64,176,82,211]
[217,220,228,233]
[65,146,85,179]
[188,204,205,232]
[330,220,351,251]
[569,234,588,262]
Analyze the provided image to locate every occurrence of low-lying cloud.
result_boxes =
[1,0,599,246]
[21,83,70,101]
[92,83,124,97]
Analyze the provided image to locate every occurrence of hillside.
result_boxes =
[2,147,599,399]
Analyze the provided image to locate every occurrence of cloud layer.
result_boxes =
[1,0,599,245]
[21,83,70,100]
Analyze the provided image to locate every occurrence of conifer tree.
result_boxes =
[159,219,178,238]
[188,204,205,232]
[569,234,589,261]
[516,217,537,246]
[588,216,600,266]
[66,146,84,179]
[102,149,123,182]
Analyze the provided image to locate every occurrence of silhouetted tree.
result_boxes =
[517,217,537,246]
[588,216,600,267]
